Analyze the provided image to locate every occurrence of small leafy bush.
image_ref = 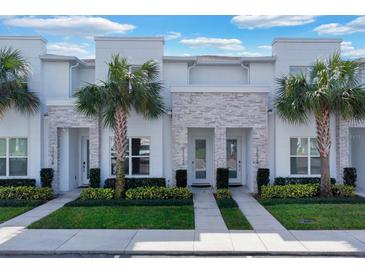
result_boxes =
[0,186,53,200]
[343,168,357,187]
[176,169,187,188]
[104,177,166,190]
[216,168,229,189]
[79,188,114,200]
[332,185,355,197]
[125,187,192,200]
[0,179,36,187]
[215,189,232,200]
[66,199,193,207]
[89,168,101,188]
[274,177,336,185]
[261,184,319,199]
[257,168,270,193]
[40,168,54,188]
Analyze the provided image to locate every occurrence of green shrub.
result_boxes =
[343,168,357,187]
[0,200,45,207]
[0,179,36,187]
[125,187,192,200]
[257,168,270,193]
[176,169,187,188]
[66,199,193,207]
[274,177,336,185]
[216,168,229,189]
[79,188,114,200]
[332,184,355,197]
[89,168,101,188]
[261,184,319,199]
[215,189,231,199]
[104,177,166,190]
[0,186,53,200]
[40,168,54,188]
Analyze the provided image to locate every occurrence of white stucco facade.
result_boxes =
[1,35,364,193]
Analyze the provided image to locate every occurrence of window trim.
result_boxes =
[0,137,29,178]
[289,137,320,176]
[110,136,151,178]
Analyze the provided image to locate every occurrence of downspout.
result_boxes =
[241,62,250,84]
[187,61,197,85]
[69,62,79,97]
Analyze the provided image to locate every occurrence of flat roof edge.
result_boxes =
[0,36,47,43]
[94,36,164,42]
[272,38,343,45]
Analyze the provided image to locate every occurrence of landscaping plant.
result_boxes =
[257,168,270,193]
[216,168,229,189]
[40,168,54,188]
[343,167,357,187]
[89,168,101,188]
[176,169,187,188]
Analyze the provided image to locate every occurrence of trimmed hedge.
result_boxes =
[125,187,192,200]
[0,187,53,200]
[216,168,229,189]
[176,169,187,188]
[89,168,101,188]
[344,168,357,187]
[40,168,53,188]
[66,199,193,207]
[0,179,36,187]
[260,196,365,205]
[0,200,45,207]
[104,177,166,190]
[79,188,114,200]
[215,189,232,200]
[257,168,270,194]
[274,176,336,185]
[261,184,356,199]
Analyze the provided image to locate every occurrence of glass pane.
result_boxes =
[9,158,27,176]
[227,139,237,179]
[310,157,321,174]
[111,157,129,176]
[0,158,6,176]
[290,138,308,156]
[9,138,27,156]
[132,157,149,175]
[0,139,6,157]
[86,140,90,179]
[195,139,206,179]
[290,157,308,175]
[310,138,319,156]
[131,138,150,156]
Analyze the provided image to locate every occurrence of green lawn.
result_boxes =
[261,198,365,230]
[0,206,34,223]
[28,205,194,229]
[215,198,252,230]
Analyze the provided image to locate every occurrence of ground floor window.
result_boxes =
[290,137,320,175]
[0,138,28,176]
[110,136,150,176]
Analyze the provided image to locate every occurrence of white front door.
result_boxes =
[80,136,90,186]
[192,137,211,185]
[227,138,242,184]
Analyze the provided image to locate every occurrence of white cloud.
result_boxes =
[258,45,272,50]
[341,41,365,58]
[165,31,181,40]
[2,16,135,38]
[231,15,316,29]
[47,42,94,58]
[180,37,244,51]
[314,16,365,35]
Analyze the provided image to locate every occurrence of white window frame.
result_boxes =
[289,66,312,79]
[0,137,28,177]
[110,136,151,177]
[290,137,320,176]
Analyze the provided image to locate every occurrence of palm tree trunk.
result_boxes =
[315,109,332,197]
[113,108,128,198]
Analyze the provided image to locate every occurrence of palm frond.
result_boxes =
[0,47,30,84]
[74,84,105,117]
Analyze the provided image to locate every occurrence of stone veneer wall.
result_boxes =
[47,105,100,191]
[337,118,365,182]
[171,92,269,192]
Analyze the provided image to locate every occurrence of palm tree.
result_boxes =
[275,53,365,196]
[74,54,165,198]
[0,47,40,119]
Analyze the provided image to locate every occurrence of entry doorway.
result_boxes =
[226,137,242,184]
[80,136,90,186]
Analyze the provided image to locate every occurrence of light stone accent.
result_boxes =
[47,105,100,191]
[337,118,365,182]
[171,92,269,192]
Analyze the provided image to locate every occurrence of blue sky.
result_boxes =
[1,15,365,59]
